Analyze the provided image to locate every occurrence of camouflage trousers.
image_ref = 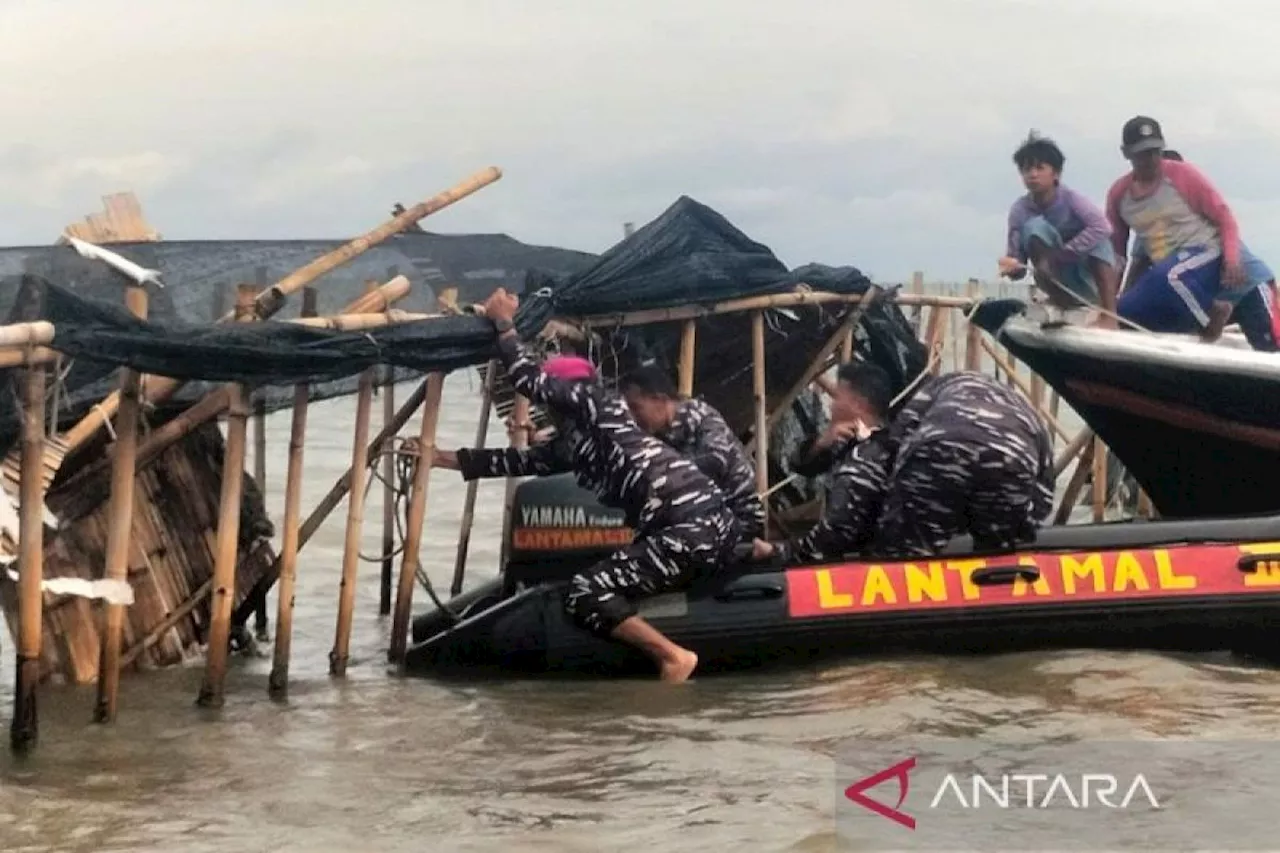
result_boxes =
[565,508,735,638]
[873,438,1045,558]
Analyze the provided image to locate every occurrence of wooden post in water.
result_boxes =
[93,279,149,724]
[678,320,697,396]
[268,288,317,699]
[499,394,530,569]
[10,360,46,752]
[330,283,378,677]
[451,361,495,596]
[379,370,396,615]
[380,267,398,616]
[751,311,769,538]
[389,372,446,663]
[195,284,255,709]
[250,280,269,642]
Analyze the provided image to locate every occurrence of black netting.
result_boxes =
[0,196,928,463]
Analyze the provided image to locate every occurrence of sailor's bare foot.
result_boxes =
[660,649,698,683]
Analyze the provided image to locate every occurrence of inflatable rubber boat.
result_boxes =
[405,473,1280,677]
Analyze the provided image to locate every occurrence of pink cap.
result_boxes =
[542,354,597,382]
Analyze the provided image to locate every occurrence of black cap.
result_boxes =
[1121,116,1165,156]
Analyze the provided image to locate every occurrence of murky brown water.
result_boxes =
[1,370,1279,852]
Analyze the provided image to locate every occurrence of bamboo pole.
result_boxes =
[570,288,972,329]
[678,320,697,396]
[329,283,378,677]
[195,285,255,709]
[286,309,432,331]
[232,378,433,626]
[979,338,1073,445]
[389,372,446,663]
[42,162,494,470]
[909,272,924,333]
[499,393,530,569]
[250,283,269,643]
[922,302,948,376]
[268,288,317,699]
[451,362,495,596]
[0,347,57,369]
[749,288,879,449]
[10,360,46,752]
[379,366,396,617]
[92,280,149,724]
[0,322,55,349]
[1137,488,1155,519]
[964,281,982,371]
[1091,436,1108,522]
[751,311,770,538]
[57,279,414,494]
[1054,439,1096,525]
[1052,428,1094,479]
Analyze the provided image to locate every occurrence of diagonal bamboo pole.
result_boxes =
[38,166,500,476]
[451,361,495,596]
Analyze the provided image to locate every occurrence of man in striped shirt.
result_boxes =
[1106,115,1251,337]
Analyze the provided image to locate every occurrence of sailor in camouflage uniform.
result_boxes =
[751,362,896,564]
[435,289,735,683]
[618,365,765,541]
[871,370,1054,557]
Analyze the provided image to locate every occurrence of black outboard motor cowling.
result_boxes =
[504,474,632,593]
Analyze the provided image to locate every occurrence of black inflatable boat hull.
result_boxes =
[406,513,1280,677]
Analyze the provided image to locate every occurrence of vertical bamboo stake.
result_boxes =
[380,266,399,617]
[451,363,495,596]
[250,283,269,641]
[751,311,769,538]
[909,271,924,334]
[678,320,697,395]
[389,372,446,663]
[1091,436,1107,523]
[268,288,317,699]
[92,281,149,724]
[965,280,982,371]
[195,285,255,709]
[379,365,396,616]
[10,360,46,752]
[499,394,530,568]
[329,284,378,677]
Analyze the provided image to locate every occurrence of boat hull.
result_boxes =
[407,512,1280,678]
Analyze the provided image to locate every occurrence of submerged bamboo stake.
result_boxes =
[234,378,433,625]
[451,361,495,596]
[195,285,255,709]
[268,289,317,699]
[10,360,46,752]
[42,160,489,468]
[751,311,770,538]
[379,365,396,616]
[92,281,149,724]
[329,286,378,677]
[389,372,446,663]
[678,320,697,396]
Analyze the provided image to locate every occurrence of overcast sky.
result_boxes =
[3,0,1279,283]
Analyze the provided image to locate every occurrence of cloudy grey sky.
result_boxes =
[3,0,1278,282]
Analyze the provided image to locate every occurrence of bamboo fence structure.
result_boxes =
[0,247,1151,752]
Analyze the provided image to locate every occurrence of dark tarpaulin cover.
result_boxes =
[0,195,926,455]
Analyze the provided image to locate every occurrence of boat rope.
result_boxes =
[354,438,461,621]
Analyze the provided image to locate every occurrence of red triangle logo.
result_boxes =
[844,757,916,830]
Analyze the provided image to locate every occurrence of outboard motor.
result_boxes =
[503,474,631,594]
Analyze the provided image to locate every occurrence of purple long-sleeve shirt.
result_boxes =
[1005,183,1113,262]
